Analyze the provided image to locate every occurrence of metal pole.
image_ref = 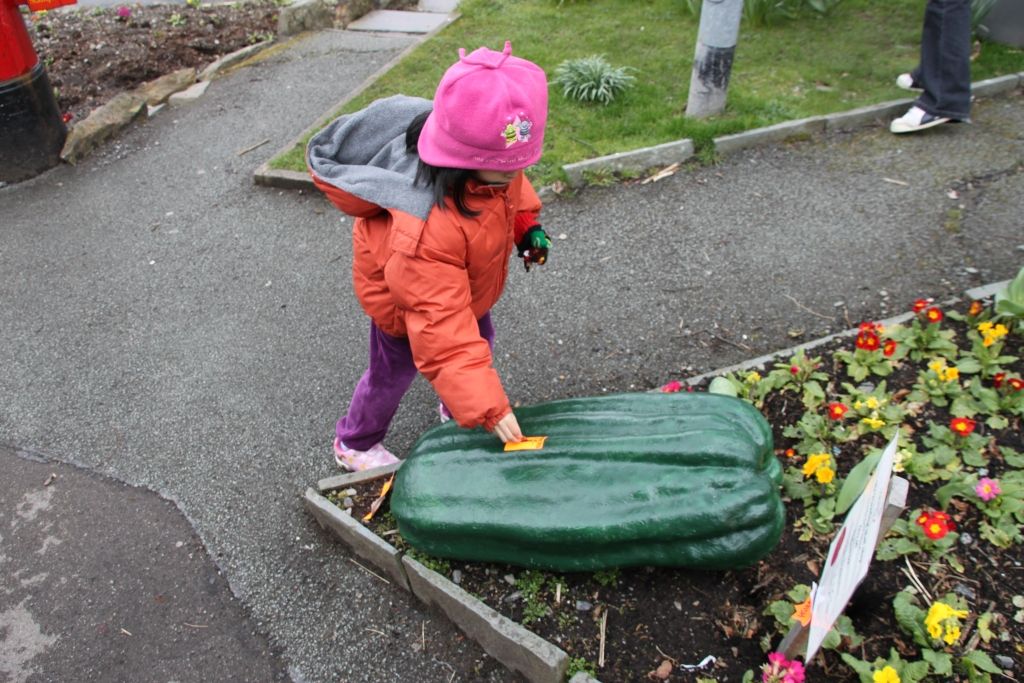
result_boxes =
[686,0,744,119]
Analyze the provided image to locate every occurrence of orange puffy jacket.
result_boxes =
[307,96,542,431]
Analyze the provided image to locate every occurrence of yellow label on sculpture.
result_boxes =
[504,436,547,452]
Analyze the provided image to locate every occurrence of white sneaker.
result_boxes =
[333,438,399,471]
[890,106,951,134]
[895,73,921,91]
[438,402,452,424]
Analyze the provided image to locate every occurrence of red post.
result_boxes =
[0,0,77,183]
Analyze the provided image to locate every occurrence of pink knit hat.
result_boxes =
[418,41,548,171]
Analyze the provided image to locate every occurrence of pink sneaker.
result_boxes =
[333,437,399,471]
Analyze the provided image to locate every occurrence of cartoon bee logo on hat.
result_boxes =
[501,115,532,148]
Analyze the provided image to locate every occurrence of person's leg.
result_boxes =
[439,313,496,421]
[336,323,418,451]
[915,0,972,119]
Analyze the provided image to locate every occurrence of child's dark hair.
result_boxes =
[406,110,479,218]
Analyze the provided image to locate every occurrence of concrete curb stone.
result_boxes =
[403,556,570,683]
[60,91,147,164]
[714,116,827,157]
[303,485,412,590]
[561,139,695,188]
[310,466,574,683]
[168,80,211,105]
[198,40,275,81]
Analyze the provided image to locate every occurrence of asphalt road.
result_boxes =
[2,26,1023,683]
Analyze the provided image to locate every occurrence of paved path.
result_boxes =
[2,23,1023,683]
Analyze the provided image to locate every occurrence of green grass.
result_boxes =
[270,0,1024,186]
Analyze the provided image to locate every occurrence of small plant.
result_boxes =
[592,567,620,587]
[834,321,899,381]
[567,655,598,678]
[185,0,202,7]
[246,31,274,44]
[889,300,959,361]
[167,12,187,27]
[552,55,635,105]
[516,570,551,625]
[994,265,1024,332]
[971,0,999,31]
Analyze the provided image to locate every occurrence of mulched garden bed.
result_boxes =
[24,1,281,123]
[326,293,1024,683]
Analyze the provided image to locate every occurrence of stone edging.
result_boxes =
[60,40,274,165]
[303,278,1010,683]
[561,73,1023,187]
[256,72,1023,191]
[304,466,572,683]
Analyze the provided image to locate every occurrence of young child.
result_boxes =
[307,41,552,471]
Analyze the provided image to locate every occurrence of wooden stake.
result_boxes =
[598,610,608,668]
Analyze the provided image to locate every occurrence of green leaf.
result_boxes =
[901,659,932,683]
[986,415,1009,430]
[875,536,922,561]
[708,376,738,397]
[955,357,983,373]
[836,450,882,515]
[839,653,875,683]
[922,648,953,676]
[893,591,929,646]
[962,649,1003,674]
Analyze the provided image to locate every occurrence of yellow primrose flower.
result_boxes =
[745,371,762,384]
[893,450,910,473]
[854,400,864,411]
[978,321,993,333]
[980,323,1008,347]
[873,666,901,683]
[815,466,835,484]
[928,359,945,374]
[861,414,886,430]
[944,367,960,381]
[865,396,880,410]
[802,453,831,478]
[925,602,968,644]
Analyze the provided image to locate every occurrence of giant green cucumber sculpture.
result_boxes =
[391,393,784,572]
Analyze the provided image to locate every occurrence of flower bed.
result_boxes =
[315,273,1024,683]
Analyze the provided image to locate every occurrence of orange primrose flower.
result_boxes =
[916,510,955,540]
[883,339,897,357]
[968,300,983,317]
[1009,378,1024,392]
[856,330,880,351]
[912,298,931,313]
[950,417,976,436]
[827,402,848,420]
[792,597,812,627]
[925,306,944,323]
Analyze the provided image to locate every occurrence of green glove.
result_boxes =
[516,225,552,270]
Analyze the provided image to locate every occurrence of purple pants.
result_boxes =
[336,313,495,450]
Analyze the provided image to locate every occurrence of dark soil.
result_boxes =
[24,1,281,123]
[328,300,1024,683]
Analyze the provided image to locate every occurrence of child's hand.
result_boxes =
[493,411,523,443]
[516,225,551,271]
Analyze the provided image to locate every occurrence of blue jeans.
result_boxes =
[336,313,495,450]
[911,0,972,120]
